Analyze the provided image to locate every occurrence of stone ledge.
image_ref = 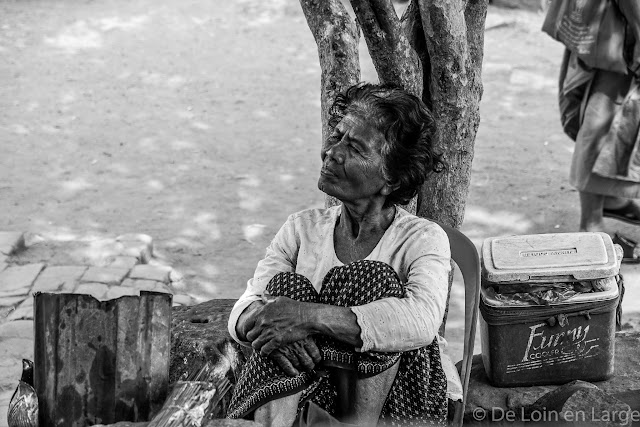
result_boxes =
[463,331,640,425]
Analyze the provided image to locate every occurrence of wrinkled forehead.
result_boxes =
[337,102,384,132]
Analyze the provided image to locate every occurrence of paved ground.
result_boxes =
[2,228,640,426]
[0,230,196,425]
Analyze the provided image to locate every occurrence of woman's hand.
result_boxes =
[236,300,265,342]
[269,337,322,376]
[245,296,316,356]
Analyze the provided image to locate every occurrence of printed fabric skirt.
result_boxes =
[227,260,447,426]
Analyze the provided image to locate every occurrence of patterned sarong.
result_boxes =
[227,260,447,426]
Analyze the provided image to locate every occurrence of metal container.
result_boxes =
[479,232,620,387]
[34,291,172,426]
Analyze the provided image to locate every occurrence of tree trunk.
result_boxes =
[417,0,487,228]
[299,0,361,150]
[300,0,487,227]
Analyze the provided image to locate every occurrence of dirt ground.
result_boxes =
[2,0,640,362]
[0,0,569,295]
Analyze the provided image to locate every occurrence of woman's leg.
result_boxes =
[227,272,320,421]
[317,261,408,423]
[254,391,303,427]
[318,260,447,425]
[332,361,400,426]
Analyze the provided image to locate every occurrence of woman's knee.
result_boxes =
[320,260,404,306]
[266,272,317,302]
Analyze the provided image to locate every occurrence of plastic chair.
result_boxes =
[436,222,481,427]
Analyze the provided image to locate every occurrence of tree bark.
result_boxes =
[417,0,487,228]
[300,0,362,209]
[301,0,487,226]
[350,0,423,96]
[299,0,361,150]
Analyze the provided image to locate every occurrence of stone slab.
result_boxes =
[104,286,140,300]
[31,265,87,294]
[80,266,130,286]
[116,234,153,263]
[0,355,27,381]
[120,243,152,263]
[0,319,33,339]
[0,295,27,307]
[0,288,29,299]
[129,264,170,283]
[6,304,33,321]
[60,279,78,292]
[81,238,126,265]
[0,307,12,321]
[122,278,172,294]
[17,297,33,308]
[525,380,631,426]
[0,231,25,255]
[109,256,139,270]
[74,282,110,299]
[0,263,44,293]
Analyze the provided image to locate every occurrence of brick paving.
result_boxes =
[0,231,195,426]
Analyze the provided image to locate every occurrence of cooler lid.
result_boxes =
[481,232,619,283]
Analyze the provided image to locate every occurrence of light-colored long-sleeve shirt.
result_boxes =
[227,205,451,353]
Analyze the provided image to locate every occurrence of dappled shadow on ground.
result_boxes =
[0,2,585,309]
[0,0,326,302]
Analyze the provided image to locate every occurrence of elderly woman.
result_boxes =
[227,83,450,426]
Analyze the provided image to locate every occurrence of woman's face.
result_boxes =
[318,112,391,203]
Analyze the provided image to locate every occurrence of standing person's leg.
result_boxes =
[579,191,606,231]
[571,69,636,230]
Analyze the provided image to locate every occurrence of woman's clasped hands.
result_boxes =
[244,295,322,376]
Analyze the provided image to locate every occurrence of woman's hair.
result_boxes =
[328,82,445,207]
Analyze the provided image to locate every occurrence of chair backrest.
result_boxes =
[436,222,481,427]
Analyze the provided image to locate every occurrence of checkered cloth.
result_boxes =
[227,260,447,425]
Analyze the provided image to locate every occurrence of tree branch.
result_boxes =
[402,0,430,106]
[350,0,422,96]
